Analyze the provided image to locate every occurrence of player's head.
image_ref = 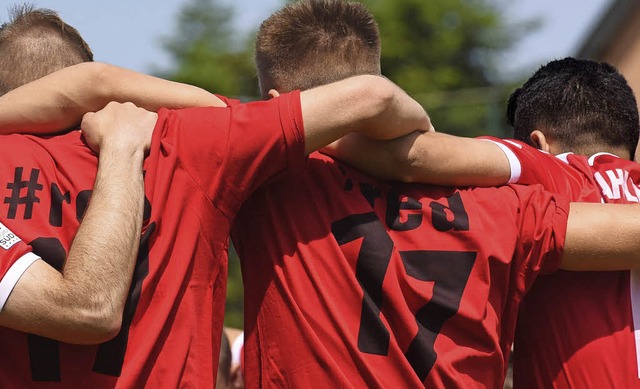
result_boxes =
[507,57,639,160]
[255,0,381,99]
[216,331,232,389]
[0,4,93,95]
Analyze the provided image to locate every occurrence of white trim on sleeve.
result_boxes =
[0,252,40,312]
[481,140,522,184]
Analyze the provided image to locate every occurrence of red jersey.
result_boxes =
[485,137,640,388]
[0,92,304,388]
[231,152,569,388]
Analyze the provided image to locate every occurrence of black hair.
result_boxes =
[507,57,639,159]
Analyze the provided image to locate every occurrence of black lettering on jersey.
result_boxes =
[27,237,67,381]
[332,211,476,381]
[386,189,423,231]
[31,237,66,272]
[4,167,43,220]
[430,192,469,231]
[338,165,354,191]
[359,183,383,208]
[76,190,93,222]
[332,212,392,355]
[49,184,71,227]
[48,185,91,228]
[401,250,475,380]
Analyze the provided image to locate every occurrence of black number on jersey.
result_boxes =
[332,212,476,381]
[26,224,154,381]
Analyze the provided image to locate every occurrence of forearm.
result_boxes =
[562,202,640,271]
[59,142,145,340]
[325,131,511,185]
[0,62,225,135]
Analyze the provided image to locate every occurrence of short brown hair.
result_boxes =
[255,0,380,98]
[0,4,93,95]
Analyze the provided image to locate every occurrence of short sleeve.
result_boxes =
[512,184,570,281]
[0,221,39,311]
[153,90,305,218]
[480,137,589,200]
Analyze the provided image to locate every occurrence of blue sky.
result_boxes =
[0,0,611,76]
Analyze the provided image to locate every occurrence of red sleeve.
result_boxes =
[153,90,305,217]
[215,95,241,106]
[480,136,590,201]
[0,221,39,311]
[512,184,570,277]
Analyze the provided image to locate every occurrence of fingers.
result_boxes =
[80,102,157,154]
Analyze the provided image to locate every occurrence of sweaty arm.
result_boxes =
[299,75,431,155]
[562,202,640,271]
[0,102,155,344]
[0,62,226,134]
[324,129,512,185]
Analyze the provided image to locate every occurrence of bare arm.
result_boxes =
[0,62,225,134]
[323,130,512,185]
[324,131,511,185]
[300,75,431,155]
[562,202,640,271]
[0,102,155,344]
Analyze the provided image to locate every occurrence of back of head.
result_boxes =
[0,4,93,95]
[255,0,381,98]
[507,57,639,159]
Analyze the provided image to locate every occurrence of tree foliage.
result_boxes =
[363,0,533,136]
[158,0,257,98]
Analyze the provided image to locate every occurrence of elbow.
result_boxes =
[66,306,123,345]
[398,154,423,183]
[74,62,111,84]
[79,62,120,104]
[84,310,123,344]
[393,136,431,183]
[362,77,397,119]
[89,319,122,344]
[348,76,397,129]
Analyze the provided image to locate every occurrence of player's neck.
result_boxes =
[555,144,631,160]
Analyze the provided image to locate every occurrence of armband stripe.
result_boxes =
[482,140,521,184]
[0,252,40,311]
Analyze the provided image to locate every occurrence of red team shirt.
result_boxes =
[0,92,304,388]
[231,152,569,388]
[485,137,640,389]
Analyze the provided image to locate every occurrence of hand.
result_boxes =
[81,101,157,154]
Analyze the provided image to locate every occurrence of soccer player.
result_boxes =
[6,3,639,388]
[335,56,640,387]
[227,1,640,387]
[506,59,640,389]
[0,5,430,388]
[338,57,640,388]
[0,101,153,344]
[0,5,156,345]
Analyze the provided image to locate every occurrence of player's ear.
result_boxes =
[530,130,551,153]
[268,89,281,99]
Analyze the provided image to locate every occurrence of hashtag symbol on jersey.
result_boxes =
[4,167,43,220]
